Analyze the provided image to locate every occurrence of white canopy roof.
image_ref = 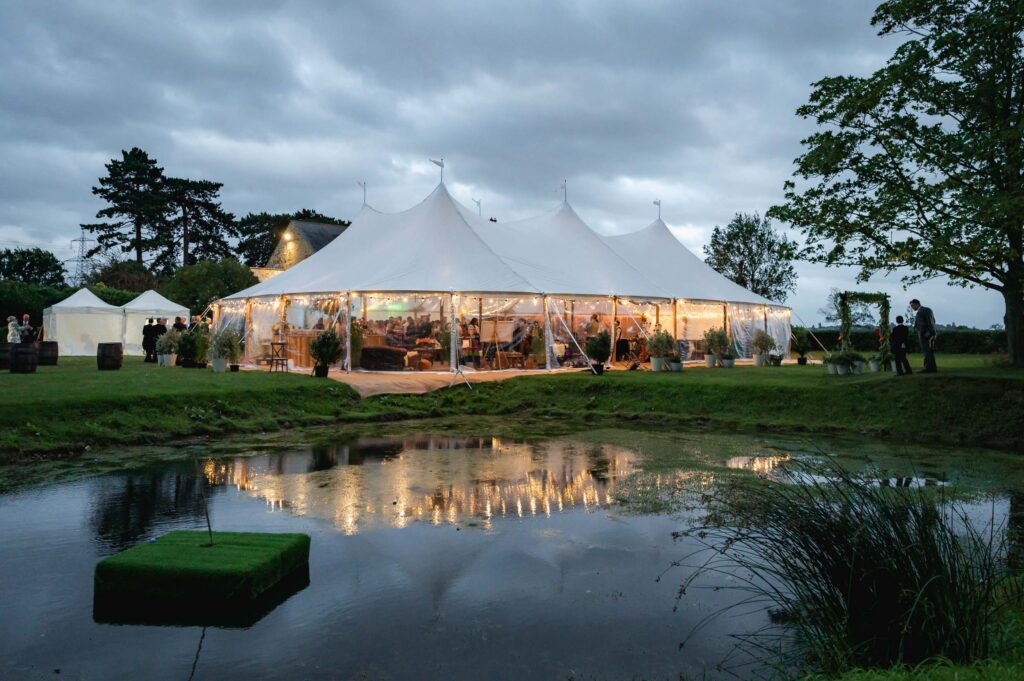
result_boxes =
[600,219,776,306]
[463,201,669,299]
[43,288,119,314]
[222,183,785,307]
[226,184,537,299]
[121,289,189,316]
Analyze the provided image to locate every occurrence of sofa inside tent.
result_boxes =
[42,289,123,356]
[120,290,190,356]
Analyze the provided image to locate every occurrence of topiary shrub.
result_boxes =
[585,330,611,364]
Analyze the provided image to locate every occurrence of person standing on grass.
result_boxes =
[909,299,937,373]
[19,314,34,343]
[142,318,156,362]
[172,316,186,333]
[890,315,912,376]
[6,315,21,344]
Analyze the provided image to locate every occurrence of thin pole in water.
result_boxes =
[192,451,214,546]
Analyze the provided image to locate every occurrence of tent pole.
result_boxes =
[543,295,552,370]
[449,292,457,372]
[672,299,678,340]
[344,292,352,373]
[611,296,618,366]
[212,303,221,332]
[244,299,252,364]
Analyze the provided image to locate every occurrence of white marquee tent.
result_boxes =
[217,182,791,371]
[42,288,123,356]
[121,290,190,355]
[600,219,792,357]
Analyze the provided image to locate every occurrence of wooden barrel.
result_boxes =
[37,341,59,366]
[9,345,38,373]
[97,343,124,371]
[0,342,10,370]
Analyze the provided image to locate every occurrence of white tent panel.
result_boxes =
[226,184,538,300]
[42,289,122,356]
[120,290,189,356]
[466,202,670,299]
[600,219,774,306]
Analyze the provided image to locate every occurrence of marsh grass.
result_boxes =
[671,462,1023,677]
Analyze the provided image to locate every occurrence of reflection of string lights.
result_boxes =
[725,455,791,475]
[202,436,646,535]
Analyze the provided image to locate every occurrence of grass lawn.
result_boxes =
[0,353,1021,464]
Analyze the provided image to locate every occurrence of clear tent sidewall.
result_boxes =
[216,292,790,370]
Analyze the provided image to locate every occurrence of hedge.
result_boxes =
[804,328,1006,354]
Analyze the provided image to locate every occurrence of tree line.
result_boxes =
[81,147,348,274]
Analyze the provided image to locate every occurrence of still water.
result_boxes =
[0,432,1015,680]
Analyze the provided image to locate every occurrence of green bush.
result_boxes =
[350,322,363,367]
[647,330,676,358]
[702,327,730,356]
[210,329,242,362]
[753,329,777,355]
[159,258,257,315]
[811,328,1005,354]
[585,330,611,363]
[310,329,342,367]
[155,329,181,354]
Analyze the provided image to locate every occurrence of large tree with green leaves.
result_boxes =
[0,248,67,287]
[82,148,168,265]
[154,178,236,273]
[768,0,1024,365]
[159,258,258,314]
[703,212,797,302]
[234,209,349,266]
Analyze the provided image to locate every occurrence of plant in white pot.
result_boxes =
[847,351,867,374]
[702,327,729,368]
[310,328,342,378]
[752,330,776,367]
[210,329,243,373]
[647,330,675,372]
[719,349,737,368]
[155,330,180,367]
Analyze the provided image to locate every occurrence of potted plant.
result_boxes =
[350,321,363,369]
[177,332,197,368]
[702,327,728,368]
[193,330,210,369]
[155,330,180,367]
[823,354,837,374]
[527,331,546,369]
[719,349,736,368]
[769,352,784,367]
[832,352,852,375]
[647,330,675,372]
[585,330,611,375]
[210,329,242,373]
[752,330,776,366]
[310,329,342,378]
[791,329,811,366]
[847,351,867,374]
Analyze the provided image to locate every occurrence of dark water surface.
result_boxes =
[0,432,1015,681]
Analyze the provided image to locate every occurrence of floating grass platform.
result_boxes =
[94,531,310,626]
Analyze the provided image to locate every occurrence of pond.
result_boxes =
[0,429,1019,680]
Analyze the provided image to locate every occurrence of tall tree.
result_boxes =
[234,209,349,266]
[0,247,67,286]
[768,0,1024,365]
[87,258,157,293]
[154,177,236,273]
[82,148,168,265]
[703,212,797,302]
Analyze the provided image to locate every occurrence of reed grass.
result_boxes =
[673,462,1023,677]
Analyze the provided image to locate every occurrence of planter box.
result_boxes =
[211,358,228,373]
[835,364,850,375]
[753,353,766,367]
[669,361,683,372]
[721,358,735,368]
[94,531,310,627]
[704,355,717,368]
[827,363,837,375]
[869,360,881,372]
[651,357,667,372]
[852,361,865,374]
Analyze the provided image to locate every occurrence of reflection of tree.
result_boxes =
[89,470,212,554]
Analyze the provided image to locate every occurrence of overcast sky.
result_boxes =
[0,0,1006,327]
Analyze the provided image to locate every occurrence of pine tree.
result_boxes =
[81,148,168,265]
[154,177,236,273]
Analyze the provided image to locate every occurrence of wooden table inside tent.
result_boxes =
[286,330,316,368]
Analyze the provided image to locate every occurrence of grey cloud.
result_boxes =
[0,0,1002,326]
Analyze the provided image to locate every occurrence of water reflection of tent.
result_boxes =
[217,182,791,370]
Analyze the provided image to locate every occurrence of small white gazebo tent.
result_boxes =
[42,289,122,356]
[120,290,189,356]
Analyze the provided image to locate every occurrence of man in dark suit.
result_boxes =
[890,315,912,376]
[142,318,157,362]
[910,298,937,373]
